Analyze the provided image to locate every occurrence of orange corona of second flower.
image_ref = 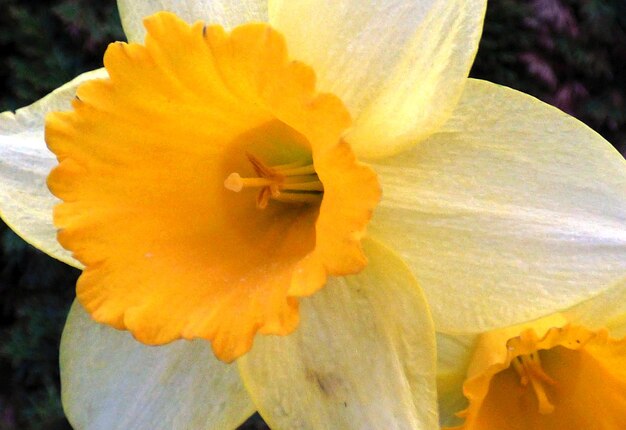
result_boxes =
[45,12,380,361]
[450,314,626,430]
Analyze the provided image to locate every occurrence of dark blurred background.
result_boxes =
[1,1,625,429]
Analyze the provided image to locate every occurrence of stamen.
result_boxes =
[275,164,317,176]
[283,174,318,183]
[280,181,324,192]
[224,153,323,209]
[273,192,323,204]
[512,352,556,415]
[272,159,309,170]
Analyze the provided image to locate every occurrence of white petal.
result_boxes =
[237,239,438,429]
[61,301,255,430]
[0,69,107,268]
[117,0,269,42]
[370,79,626,333]
[269,0,486,158]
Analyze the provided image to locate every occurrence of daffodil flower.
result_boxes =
[2,1,626,429]
[437,280,626,430]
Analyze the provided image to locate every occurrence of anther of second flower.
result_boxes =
[224,153,323,209]
[511,351,557,415]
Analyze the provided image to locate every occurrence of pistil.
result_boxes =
[511,351,557,414]
[224,153,323,209]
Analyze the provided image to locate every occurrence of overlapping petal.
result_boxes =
[238,239,438,429]
[118,0,486,157]
[117,0,268,42]
[0,69,107,268]
[370,79,626,334]
[61,301,255,430]
[270,0,486,157]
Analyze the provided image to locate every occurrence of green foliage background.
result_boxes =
[0,1,624,429]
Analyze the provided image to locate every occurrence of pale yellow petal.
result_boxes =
[269,0,486,158]
[0,69,107,268]
[117,0,268,42]
[61,301,255,430]
[238,238,438,429]
[370,79,626,333]
[564,277,626,338]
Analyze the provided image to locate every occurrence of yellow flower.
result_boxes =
[47,14,382,362]
[1,1,626,428]
[437,282,626,430]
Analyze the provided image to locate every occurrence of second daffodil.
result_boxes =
[2,1,626,429]
[437,280,626,430]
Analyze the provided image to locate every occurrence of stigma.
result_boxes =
[224,153,323,209]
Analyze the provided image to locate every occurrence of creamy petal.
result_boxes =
[269,0,486,158]
[117,0,268,42]
[238,239,438,429]
[0,69,106,268]
[61,301,255,430]
[370,79,626,333]
[565,277,626,338]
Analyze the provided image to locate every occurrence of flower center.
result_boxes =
[510,351,556,414]
[224,153,323,209]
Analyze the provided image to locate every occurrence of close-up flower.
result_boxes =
[437,279,626,429]
[1,1,626,429]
